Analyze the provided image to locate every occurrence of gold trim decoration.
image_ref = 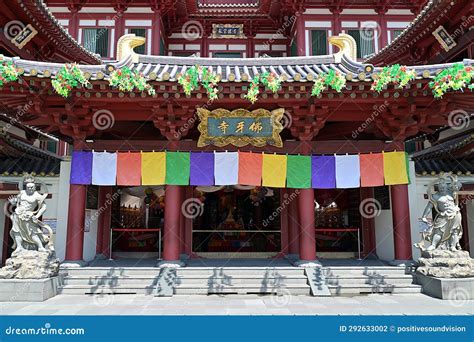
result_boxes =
[211,24,246,39]
[196,108,284,148]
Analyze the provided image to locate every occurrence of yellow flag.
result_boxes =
[383,151,408,185]
[262,154,287,188]
[141,152,166,185]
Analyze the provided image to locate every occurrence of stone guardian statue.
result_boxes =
[415,174,473,278]
[0,175,59,279]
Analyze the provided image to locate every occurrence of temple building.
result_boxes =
[0,0,472,274]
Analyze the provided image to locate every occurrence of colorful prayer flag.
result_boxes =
[238,152,262,186]
[335,155,360,188]
[190,152,214,186]
[383,151,409,185]
[92,152,117,186]
[70,151,93,185]
[262,154,287,188]
[141,152,166,185]
[286,155,311,188]
[312,156,335,189]
[165,152,190,185]
[359,153,384,187]
[117,152,141,186]
[214,152,239,185]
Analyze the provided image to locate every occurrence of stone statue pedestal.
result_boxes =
[0,250,60,279]
[0,250,61,302]
[417,250,474,278]
[416,250,474,300]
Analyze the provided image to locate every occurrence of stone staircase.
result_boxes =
[58,267,160,295]
[323,266,422,295]
[174,267,310,295]
[58,265,421,296]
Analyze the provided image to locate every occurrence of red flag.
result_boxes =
[117,152,142,185]
[360,153,384,187]
[238,152,262,186]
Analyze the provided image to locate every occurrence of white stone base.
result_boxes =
[157,260,185,268]
[294,260,322,268]
[60,260,89,268]
[416,273,474,300]
[0,276,61,302]
[389,259,416,267]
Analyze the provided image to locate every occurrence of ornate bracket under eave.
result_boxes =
[329,33,357,63]
[116,34,146,63]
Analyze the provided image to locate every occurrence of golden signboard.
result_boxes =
[196,108,284,148]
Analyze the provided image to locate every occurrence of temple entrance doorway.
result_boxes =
[192,186,281,258]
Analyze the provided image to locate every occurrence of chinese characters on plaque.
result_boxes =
[211,24,246,39]
[196,108,284,147]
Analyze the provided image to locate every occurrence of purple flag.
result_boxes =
[70,151,92,185]
[190,152,214,186]
[312,155,336,189]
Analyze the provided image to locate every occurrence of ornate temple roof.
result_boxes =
[4,33,473,84]
[0,0,100,64]
[412,130,473,176]
[366,0,470,65]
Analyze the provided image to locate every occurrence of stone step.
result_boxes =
[63,268,159,276]
[62,275,308,286]
[174,284,311,295]
[58,285,155,295]
[328,284,422,295]
[325,275,415,286]
[175,270,306,277]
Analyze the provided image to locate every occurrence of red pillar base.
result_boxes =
[391,184,413,260]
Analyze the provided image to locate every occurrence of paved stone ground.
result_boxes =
[0,294,472,315]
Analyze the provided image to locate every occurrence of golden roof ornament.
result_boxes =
[116,34,146,63]
[329,33,357,62]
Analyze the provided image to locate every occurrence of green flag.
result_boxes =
[286,155,311,188]
[165,151,190,185]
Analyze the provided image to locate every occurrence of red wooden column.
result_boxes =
[297,142,316,261]
[184,187,194,257]
[65,184,86,261]
[360,187,376,257]
[287,189,300,255]
[151,8,162,55]
[163,185,182,261]
[179,186,186,255]
[332,10,342,36]
[377,10,388,51]
[161,141,183,264]
[279,189,289,257]
[295,15,306,56]
[391,184,412,260]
